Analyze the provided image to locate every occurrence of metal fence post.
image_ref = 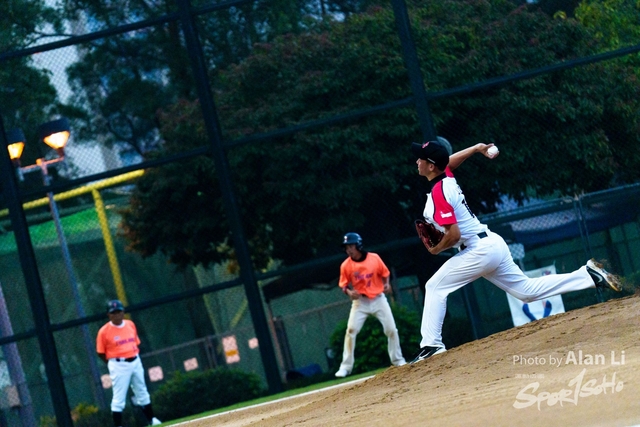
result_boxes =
[391,0,487,338]
[0,283,37,427]
[390,0,437,141]
[0,117,73,425]
[175,0,283,394]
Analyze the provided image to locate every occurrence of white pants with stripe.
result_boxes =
[108,356,151,412]
[420,231,595,348]
[339,294,406,372]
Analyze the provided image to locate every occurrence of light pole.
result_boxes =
[0,282,37,427]
[7,119,107,409]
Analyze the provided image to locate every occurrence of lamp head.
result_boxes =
[39,118,70,156]
[6,128,26,166]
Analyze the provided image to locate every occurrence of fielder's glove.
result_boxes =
[414,219,444,249]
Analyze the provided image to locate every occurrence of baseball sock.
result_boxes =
[112,411,123,427]
[142,404,155,423]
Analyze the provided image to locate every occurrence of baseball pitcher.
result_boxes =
[410,139,621,363]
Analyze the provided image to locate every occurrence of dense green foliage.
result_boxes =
[1,0,63,50]
[575,0,640,51]
[151,368,265,421]
[120,0,640,269]
[329,303,421,374]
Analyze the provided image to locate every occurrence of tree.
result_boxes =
[59,0,187,157]
[59,0,332,158]
[0,0,67,193]
[574,0,640,51]
[120,0,640,269]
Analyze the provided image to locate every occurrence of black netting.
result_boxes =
[0,0,639,424]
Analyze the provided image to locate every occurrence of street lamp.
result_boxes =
[7,118,70,182]
[6,128,25,165]
[6,118,107,409]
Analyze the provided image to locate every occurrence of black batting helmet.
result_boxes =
[342,232,363,250]
[107,299,124,313]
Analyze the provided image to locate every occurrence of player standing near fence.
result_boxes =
[410,139,621,363]
[335,233,407,377]
[96,300,162,426]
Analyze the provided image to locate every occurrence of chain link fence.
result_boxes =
[1,0,639,425]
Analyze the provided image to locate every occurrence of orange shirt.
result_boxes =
[96,320,140,359]
[339,252,390,299]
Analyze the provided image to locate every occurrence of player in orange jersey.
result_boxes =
[96,300,161,427]
[334,233,406,378]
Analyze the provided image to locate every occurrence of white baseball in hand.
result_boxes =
[487,146,499,158]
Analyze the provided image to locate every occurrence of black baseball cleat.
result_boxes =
[410,346,446,364]
[587,259,621,292]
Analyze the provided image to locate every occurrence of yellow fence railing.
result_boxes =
[0,169,144,306]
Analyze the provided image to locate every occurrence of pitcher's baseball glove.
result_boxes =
[414,219,444,249]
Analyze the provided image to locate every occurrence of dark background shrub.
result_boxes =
[41,403,146,427]
[329,303,422,375]
[329,302,476,374]
[151,368,265,421]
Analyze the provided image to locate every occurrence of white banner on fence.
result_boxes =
[506,264,566,327]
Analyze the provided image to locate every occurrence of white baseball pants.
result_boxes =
[339,294,406,372]
[420,231,595,348]
[108,357,151,412]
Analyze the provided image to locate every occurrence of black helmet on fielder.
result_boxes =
[342,232,363,251]
[107,299,125,313]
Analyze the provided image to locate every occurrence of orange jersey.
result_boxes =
[339,252,390,298]
[96,320,140,359]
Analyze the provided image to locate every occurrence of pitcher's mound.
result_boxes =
[190,296,640,427]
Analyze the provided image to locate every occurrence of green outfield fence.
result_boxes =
[1,0,639,425]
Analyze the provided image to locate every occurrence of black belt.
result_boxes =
[113,356,138,362]
[460,232,488,251]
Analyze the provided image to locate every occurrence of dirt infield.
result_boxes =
[187,295,640,427]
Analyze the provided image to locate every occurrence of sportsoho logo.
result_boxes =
[512,351,625,410]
